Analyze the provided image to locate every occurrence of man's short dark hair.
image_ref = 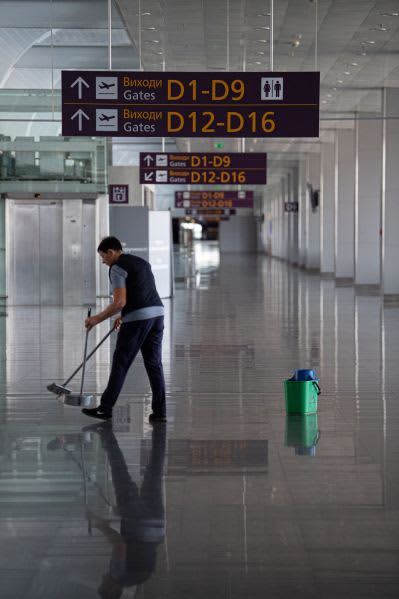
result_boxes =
[97,236,123,253]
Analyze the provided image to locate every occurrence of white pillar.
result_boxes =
[355,115,382,286]
[335,129,355,280]
[291,165,299,265]
[271,190,277,256]
[320,142,335,275]
[286,172,293,262]
[298,158,307,267]
[281,176,288,260]
[306,152,321,270]
[277,183,283,258]
[382,88,399,297]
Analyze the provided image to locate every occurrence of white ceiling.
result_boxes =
[114,0,399,184]
[0,0,398,186]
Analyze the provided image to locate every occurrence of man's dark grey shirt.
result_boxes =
[110,254,164,323]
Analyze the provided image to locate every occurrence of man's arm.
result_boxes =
[85,287,126,330]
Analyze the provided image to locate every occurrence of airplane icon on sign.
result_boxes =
[99,82,115,90]
[99,114,116,122]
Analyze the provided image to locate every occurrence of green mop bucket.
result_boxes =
[284,379,320,414]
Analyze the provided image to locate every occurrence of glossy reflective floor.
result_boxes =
[1,242,399,598]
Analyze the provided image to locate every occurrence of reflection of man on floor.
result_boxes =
[86,424,166,599]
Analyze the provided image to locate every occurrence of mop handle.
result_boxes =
[79,308,92,397]
[63,325,116,387]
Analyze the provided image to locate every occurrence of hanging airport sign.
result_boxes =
[284,201,299,212]
[61,71,320,138]
[175,190,253,209]
[185,208,236,216]
[139,152,266,185]
[109,184,129,204]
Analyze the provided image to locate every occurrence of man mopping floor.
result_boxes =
[82,236,167,423]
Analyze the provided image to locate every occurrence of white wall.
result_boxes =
[219,216,258,253]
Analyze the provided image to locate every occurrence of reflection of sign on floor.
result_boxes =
[158,440,268,475]
[261,77,283,100]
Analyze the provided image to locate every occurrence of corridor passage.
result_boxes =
[1,242,398,599]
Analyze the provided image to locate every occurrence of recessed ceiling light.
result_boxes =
[255,39,268,43]
[256,51,266,55]
[322,100,327,104]
[255,26,270,30]
[255,61,262,65]
[257,13,271,17]
[146,39,160,43]
[337,79,343,84]
[143,27,157,30]
[343,71,351,75]
[351,62,359,66]
[380,12,398,17]
[367,40,376,44]
[326,93,332,98]
[142,12,152,16]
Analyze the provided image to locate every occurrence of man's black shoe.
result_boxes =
[149,413,167,424]
[82,407,112,421]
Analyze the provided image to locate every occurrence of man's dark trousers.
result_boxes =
[100,316,166,417]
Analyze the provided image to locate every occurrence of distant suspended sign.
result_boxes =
[175,190,253,209]
[284,202,299,213]
[62,71,320,138]
[139,152,266,185]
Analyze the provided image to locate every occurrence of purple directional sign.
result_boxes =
[139,152,267,185]
[175,190,254,209]
[284,202,299,212]
[62,71,320,138]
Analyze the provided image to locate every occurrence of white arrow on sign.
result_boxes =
[71,109,90,131]
[71,76,90,99]
[144,154,154,166]
[144,172,154,182]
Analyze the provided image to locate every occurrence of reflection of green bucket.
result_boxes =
[284,379,320,414]
[285,414,319,448]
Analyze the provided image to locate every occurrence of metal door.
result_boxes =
[7,200,63,306]
[8,201,40,305]
[39,202,63,305]
[6,199,96,306]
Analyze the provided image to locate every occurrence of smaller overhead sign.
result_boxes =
[109,184,129,204]
[284,202,298,213]
[175,190,253,209]
[185,208,236,216]
[140,152,266,185]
